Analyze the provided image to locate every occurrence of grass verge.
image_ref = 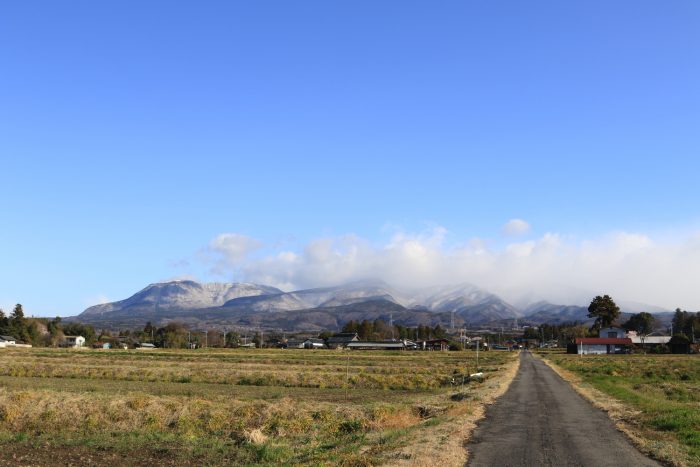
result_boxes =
[539,352,700,467]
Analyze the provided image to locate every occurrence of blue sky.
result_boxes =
[1,1,699,316]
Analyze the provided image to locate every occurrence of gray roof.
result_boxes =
[327,333,359,344]
[0,335,16,341]
[347,341,406,349]
[304,338,325,344]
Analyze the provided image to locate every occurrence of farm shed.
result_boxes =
[573,337,632,355]
[419,338,449,351]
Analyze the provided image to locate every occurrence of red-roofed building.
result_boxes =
[573,337,632,355]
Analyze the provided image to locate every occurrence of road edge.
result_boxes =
[460,351,522,465]
[385,351,522,467]
[536,354,676,467]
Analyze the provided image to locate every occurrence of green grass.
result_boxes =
[0,347,516,465]
[542,353,700,466]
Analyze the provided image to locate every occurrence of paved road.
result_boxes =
[466,351,659,467]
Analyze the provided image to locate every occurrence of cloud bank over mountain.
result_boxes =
[200,225,700,310]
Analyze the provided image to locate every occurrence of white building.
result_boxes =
[0,335,16,346]
[64,335,86,348]
[598,327,626,338]
[575,337,632,355]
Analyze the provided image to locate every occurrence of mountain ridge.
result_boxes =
[72,280,670,330]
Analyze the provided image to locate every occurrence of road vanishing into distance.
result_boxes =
[466,351,660,467]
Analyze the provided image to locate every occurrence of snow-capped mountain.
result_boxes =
[411,283,520,320]
[222,279,411,312]
[521,301,589,324]
[80,280,282,317]
[73,279,669,330]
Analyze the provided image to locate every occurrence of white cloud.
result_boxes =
[502,219,531,236]
[206,233,263,275]
[197,227,700,310]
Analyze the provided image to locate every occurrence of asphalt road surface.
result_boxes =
[466,351,660,467]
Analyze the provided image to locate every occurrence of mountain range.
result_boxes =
[71,280,672,331]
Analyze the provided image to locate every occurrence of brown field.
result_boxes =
[0,347,518,466]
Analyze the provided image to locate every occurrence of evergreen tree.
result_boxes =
[0,309,8,335]
[10,304,29,342]
[622,312,655,335]
[587,295,620,330]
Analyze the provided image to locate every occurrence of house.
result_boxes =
[278,339,304,349]
[0,335,17,346]
[573,337,632,355]
[63,335,86,348]
[303,338,326,349]
[598,327,626,338]
[326,332,359,349]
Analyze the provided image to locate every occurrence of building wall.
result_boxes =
[579,344,608,355]
[598,327,626,338]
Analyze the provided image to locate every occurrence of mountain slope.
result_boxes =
[74,280,672,330]
[413,283,521,322]
[80,281,282,317]
[222,280,411,312]
[522,302,590,324]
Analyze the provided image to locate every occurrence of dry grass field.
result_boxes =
[0,347,517,466]
[541,352,700,467]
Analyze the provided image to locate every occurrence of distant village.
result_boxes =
[1,300,698,355]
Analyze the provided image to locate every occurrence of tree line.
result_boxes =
[340,319,447,341]
[0,304,96,346]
